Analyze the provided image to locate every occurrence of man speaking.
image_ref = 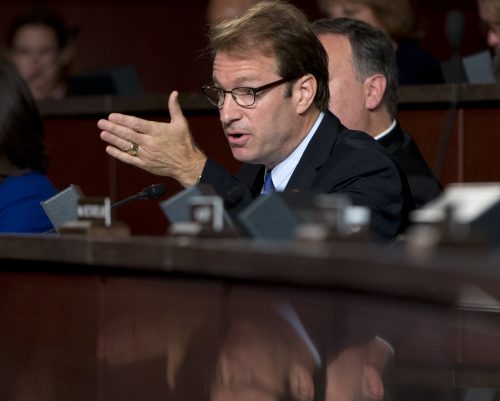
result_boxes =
[98,0,413,241]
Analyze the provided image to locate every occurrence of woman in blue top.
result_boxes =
[0,62,57,233]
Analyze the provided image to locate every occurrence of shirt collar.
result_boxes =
[373,119,397,141]
[265,112,324,192]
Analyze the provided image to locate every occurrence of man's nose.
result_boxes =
[219,94,243,126]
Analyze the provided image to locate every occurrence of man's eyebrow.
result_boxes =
[233,77,254,87]
[211,76,261,88]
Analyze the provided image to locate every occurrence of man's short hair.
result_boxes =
[208,0,330,111]
[312,17,399,119]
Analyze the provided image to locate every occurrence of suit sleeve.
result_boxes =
[199,159,256,215]
[324,143,412,242]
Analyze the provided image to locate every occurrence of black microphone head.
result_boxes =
[139,183,167,199]
[445,10,465,52]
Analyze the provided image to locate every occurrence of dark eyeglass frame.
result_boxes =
[201,77,295,108]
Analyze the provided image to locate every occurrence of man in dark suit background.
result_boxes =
[98,0,413,241]
[312,18,442,210]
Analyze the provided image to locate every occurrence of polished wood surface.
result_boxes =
[2,234,500,305]
[1,234,500,400]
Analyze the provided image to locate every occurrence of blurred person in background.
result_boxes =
[317,0,444,85]
[312,18,441,209]
[207,0,257,24]
[477,0,500,81]
[5,8,76,101]
[0,62,57,233]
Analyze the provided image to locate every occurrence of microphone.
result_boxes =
[445,10,464,54]
[111,183,167,209]
[41,183,166,234]
[434,10,466,179]
[440,10,466,84]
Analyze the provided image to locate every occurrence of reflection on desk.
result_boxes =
[1,234,500,401]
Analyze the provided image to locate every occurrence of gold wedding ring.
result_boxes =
[125,142,139,157]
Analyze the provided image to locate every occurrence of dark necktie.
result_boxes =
[262,170,275,195]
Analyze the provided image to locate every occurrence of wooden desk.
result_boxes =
[1,234,500,400]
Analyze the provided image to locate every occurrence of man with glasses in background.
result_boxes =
[98,0,413,241]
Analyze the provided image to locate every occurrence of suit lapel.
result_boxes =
[239,163,266,196]
[286,111,342,192]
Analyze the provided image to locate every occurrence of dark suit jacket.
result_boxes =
[200,111,414,241]
[377,122,442,209]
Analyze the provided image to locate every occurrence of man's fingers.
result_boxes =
[107,113,152,136]
[105,145,144,167]
[100,130,137,152]
[98,118,144,145]
[167,91,185,123]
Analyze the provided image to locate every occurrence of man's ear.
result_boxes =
[294,74,317,114]
[364,74,386,111]
[289,362,314,401]
[362,365,384,401]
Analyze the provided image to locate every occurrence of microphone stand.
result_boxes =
[112,183,167,209]
[433,83,458,180]
[433,10,464,181]
[111,193,143,209]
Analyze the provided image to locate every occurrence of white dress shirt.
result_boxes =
[262,112,325,193]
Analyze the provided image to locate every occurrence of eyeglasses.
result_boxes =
[201,78,295,108]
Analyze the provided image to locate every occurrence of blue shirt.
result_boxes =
[0,172,57,233]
